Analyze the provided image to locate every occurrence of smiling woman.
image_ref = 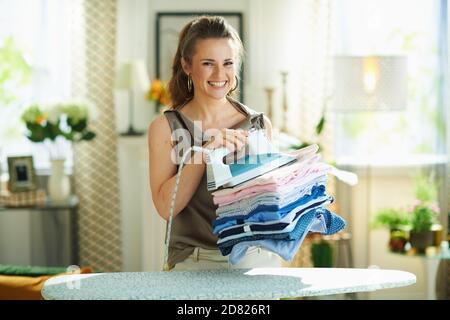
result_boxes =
[181,38,239,103]
[156,12,244,101]
[167,16,244,109]
[148,15,276,271]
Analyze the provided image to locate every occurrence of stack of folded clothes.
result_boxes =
[211,146,346,264]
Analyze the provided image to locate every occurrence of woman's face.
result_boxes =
[183,37,238,101]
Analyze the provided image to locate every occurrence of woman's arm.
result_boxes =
[148,115,248,221]
[148,115,206,221]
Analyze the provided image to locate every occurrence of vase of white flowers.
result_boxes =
[21,99,96,203]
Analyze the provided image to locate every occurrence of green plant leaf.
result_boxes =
[410,204,437,232]
[25,123,46,142]
[0,36,31,107]
[68,118,87,132]
[80,131,95,141]
[315,115,325,135]
[46,122,62,141]
[290,142,312,149]
[413,171,437,202]
[61,131,74,141]
[372,208,410,229]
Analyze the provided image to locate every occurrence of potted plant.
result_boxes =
[372,171,441,254]
[311,239,334,267]
[408,201,439,253]
[21,100,96,202]
[407,171,440,253]
[372,208,410,252]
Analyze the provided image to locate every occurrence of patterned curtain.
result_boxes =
[70,0,122,272]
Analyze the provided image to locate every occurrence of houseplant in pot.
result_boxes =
[372,171,442,254]
[407,171,440,253]
[372,208,410,252]
[408,201,439,253]
[21,100,96,203]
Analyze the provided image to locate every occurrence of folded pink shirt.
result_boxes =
[212,152,321,198]
[214,169,330,207]
[213,162,331,206]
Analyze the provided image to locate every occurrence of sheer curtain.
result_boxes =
[0,0,73,171]
[0,0,122,272]
[277,0,334,268]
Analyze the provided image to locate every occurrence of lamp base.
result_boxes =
[120,126,143,136]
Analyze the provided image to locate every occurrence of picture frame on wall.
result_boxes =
[7,156,37,193]
[155,12,244,103]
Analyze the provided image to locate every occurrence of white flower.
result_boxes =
[21,104,42,123]
[59,98,97,123]
[43,103,63,124]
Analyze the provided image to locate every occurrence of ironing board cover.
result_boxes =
[42,268,416,300]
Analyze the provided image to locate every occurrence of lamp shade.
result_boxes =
[114,59,150,92]
[332,55,407,112]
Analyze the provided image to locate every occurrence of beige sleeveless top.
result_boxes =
[163,97,266,268]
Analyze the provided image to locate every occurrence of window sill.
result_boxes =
[335,154,448,176]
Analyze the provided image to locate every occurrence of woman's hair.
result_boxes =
[167,15,244,108]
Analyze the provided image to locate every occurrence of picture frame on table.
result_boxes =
[7,156,37,193]
[155,12,245,103]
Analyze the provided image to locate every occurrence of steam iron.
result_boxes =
[205,129,297,191]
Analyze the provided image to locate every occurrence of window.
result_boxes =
[333,0,447,163]
[0,0,72,172]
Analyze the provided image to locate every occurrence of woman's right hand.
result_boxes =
[203,128,249,154]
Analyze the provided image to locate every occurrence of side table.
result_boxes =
[0,195,79,267]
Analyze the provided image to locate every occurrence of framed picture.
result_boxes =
[155,12,244,103]
[7,156,37,192]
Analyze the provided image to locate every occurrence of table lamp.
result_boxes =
[333,55,407,112]
[331,55,407,271]
[115,59,150,136]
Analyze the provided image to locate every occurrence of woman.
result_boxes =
[148,16,281,271]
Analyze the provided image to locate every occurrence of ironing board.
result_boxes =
[42,267,416,300]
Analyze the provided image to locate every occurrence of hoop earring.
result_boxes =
[229,76,239,93]
[187,74,193,92]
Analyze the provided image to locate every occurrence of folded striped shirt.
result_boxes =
[217,199,331,240]
[213,185,330,228]
[217,197,331,245]
[216,176,327,217]
[227,208,346,263]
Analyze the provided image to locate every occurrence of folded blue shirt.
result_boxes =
[229,208,346,263]
[216,176,328,216]
[218,207,346,257]
[213,184,328,229]
[217,197,333,241]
